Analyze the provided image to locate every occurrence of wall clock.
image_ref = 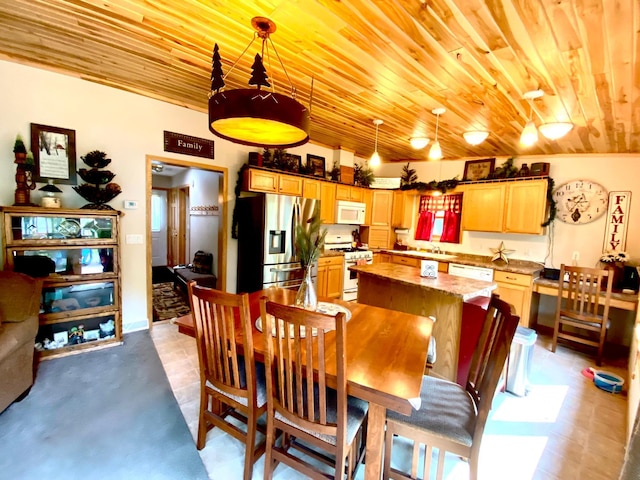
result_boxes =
[553,180,608,224]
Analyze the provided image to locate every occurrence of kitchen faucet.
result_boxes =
[430,244,442,254]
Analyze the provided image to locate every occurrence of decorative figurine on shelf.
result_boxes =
[13,134,36,206]
[72,150,122,210]
[39,179,63,208]
[68,325,85,345]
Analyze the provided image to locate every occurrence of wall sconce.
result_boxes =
[370,119,383,168]
[428,108,445,161]
[410,136,430,150]
[463,130,489,146]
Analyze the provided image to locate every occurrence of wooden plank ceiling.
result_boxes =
[0,0,638,162]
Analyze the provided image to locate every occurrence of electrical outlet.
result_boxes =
[572,251,580,261]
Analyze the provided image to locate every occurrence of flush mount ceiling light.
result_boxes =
[520,90,544,148]
[151,163,164,173]
[370,119,383,168]
[463,130,489,146]
[208,17,310,148]
[539,122,574,140]
[410,136,430,150]
[428,108,446,161]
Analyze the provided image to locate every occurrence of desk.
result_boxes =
[533,277,639,311]
[175,288,433,480]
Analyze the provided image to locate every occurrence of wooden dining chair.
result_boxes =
[260,298,368,480]
[187,282,267,480]
[551,264,613,366]
[383,294,519,480]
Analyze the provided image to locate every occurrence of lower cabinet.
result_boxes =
[317,256,343,299]
[373,253,391,264]
[391,254,420,267]
[493,270,535,327]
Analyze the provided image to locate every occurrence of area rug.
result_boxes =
[153,281,191,321]
[0,331,208,480]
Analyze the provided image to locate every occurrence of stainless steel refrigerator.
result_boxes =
[236,194,319,293]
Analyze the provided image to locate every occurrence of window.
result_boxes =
[151,193,165,232]
[415,193,463,243]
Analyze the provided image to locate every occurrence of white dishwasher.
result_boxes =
[448,263,494,282]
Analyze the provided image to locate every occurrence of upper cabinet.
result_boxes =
[302,178,322,199]
[461,179,548,235]
[335,184,363,202]
[320,182,336,224]
[371,190,393,226]
[243,168,303,196]
[391,190,414,229]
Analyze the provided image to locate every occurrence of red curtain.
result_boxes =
[416,193,463,243]
[415,210,435,240]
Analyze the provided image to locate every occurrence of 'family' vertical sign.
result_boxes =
[602,191,631,253]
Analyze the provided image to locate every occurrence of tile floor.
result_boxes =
[150,320,629,480]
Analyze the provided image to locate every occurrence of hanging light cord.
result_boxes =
[374,122,380,152]
[434,113,440,141]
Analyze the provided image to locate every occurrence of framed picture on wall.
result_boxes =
[463,158,495,181]
[31,123,77,185]
[306,154,326,178]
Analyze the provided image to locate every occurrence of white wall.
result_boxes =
[0,60,339,332]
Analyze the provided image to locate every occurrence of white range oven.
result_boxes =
[325,234,373,301]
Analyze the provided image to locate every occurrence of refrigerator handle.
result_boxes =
[291,199,298,257]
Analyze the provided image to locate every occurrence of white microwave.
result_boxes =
[335,200,366,225]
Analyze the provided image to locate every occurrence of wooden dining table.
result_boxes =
[175,287,433,479]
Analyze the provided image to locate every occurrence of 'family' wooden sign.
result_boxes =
[163,131,214,159]
[602,191,631,253]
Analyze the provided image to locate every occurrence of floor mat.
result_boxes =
[152,281,191,321]
[152,265,176,284]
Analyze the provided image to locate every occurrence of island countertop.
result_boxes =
[349,263,496,301]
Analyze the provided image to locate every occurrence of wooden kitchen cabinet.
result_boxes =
[243,168,303,196]
[461,183,506,232]
[317,256,343,299]
[504,180,548,234]
[373,253,391,263]
[365,225,391,249]
[493,270,535,327]
[302,178,321,199]
[392,190,415,228]
[361,188,373,225]
[320,182,336,224]
[461,178,548,235]
[391,254,420,267]
[335,184,364,202]
[371,190,393,226]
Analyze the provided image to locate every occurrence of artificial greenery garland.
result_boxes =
[541,177,557,227]
[400,177,460,194]
[231,163,249,239]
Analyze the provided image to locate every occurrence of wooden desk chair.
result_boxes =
[260,298,368,480]
[187,282,266,480]
[552,264,613,366]
[383,294,519,480]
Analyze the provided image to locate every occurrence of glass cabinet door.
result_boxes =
[41,281,116,314]
[9,214,115,242]
[11,247,115,276]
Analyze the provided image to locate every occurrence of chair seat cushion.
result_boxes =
[275,386,368,446]
[559,314,610,330]
[386,375,476,448]
[206,360,267,408]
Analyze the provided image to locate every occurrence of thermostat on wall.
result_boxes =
[123,200,138,209]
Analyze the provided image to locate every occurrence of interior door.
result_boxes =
[151,189,168,266]
[167,188,178,266]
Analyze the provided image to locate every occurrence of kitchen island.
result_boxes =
[349,262,497,382]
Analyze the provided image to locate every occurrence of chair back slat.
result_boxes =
[467,295,520,437]
[188,282,256,401]
[561,265,612,323]
[261,298,347,442]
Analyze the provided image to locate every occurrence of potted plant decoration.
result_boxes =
[293,203,327,310]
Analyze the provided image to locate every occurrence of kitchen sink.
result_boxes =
[389,250,458,261]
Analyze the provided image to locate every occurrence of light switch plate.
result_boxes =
[125,234,144,244]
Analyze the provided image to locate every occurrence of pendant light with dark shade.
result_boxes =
[208,17,310,148]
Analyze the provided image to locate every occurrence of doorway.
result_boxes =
[146,155,228,327]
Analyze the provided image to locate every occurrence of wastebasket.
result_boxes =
[506,326,537,396]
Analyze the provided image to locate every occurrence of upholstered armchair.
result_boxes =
[0,271,43,413]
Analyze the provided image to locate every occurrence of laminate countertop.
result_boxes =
[379,249,544,276]
[349,263,496,301]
